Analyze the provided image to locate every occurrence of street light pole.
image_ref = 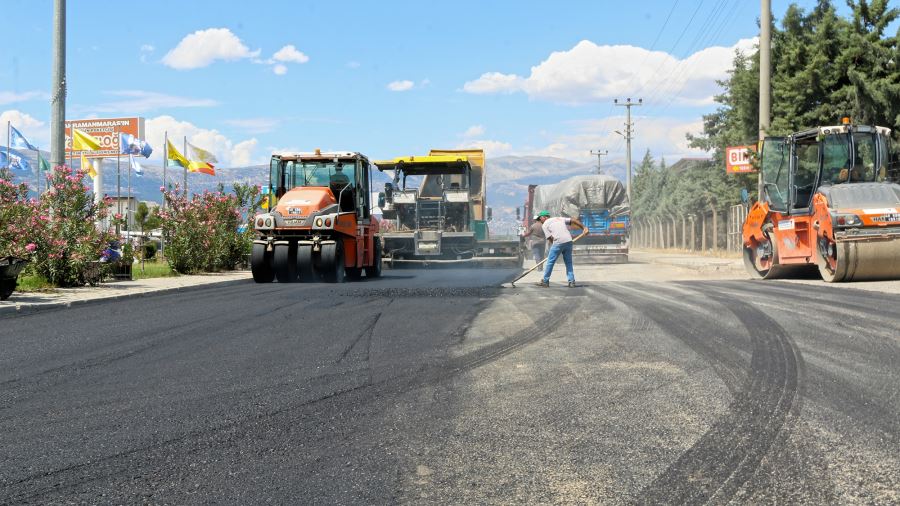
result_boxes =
[758,0,772,200]
[615,98,642,202]
[590,149,608,175]
[50,0,66,167]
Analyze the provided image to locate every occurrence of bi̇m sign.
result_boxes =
[726,145,757,174]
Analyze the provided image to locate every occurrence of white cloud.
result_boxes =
[139,44,154,63]
[272,45,309,64]
[462,72,524,95]
[272,64,288,75]
[387,80,415,92]
[230,139,259,166]
[0,90,47,106]
[462,125,485,137]
[455,139,513,157]
[89,90,218,113]
[224,118,280,134]
[162,28,260,70]
[346,61,361,69]
[420,78,431,87]
[0,110,49,146]
[145,115,262,167]
[463,37,758,106]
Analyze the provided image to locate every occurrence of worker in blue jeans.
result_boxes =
[535,210,588,288]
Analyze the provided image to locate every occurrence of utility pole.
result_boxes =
[50,0,66,167]
[615,97,642,202]
[758,0,772,200]
[590,149,608,175]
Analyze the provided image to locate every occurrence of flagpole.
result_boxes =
[183,135,187,197]
[116,126,121,235]
[128,155,132,232]
[162,131,167,208]
[161,130,167,259]
[35,146,40,195]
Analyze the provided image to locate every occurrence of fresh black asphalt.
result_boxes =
[0,269,897,504]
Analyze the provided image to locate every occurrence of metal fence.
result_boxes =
[632,205,748,253]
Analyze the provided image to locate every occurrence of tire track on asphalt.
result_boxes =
[620,285,802,505]
[0,295,569,503]
[691,280,900,441]
[603,283,749,396]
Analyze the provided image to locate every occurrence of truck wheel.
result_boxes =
[297,244,315,282]
[364,239,383,278]
[320,242,346,283]
[251,243,274,283]
[346,267,363,280]
[273,241,298,283]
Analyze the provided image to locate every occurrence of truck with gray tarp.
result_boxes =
[526,175,630,262]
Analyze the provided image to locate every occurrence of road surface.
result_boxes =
[1,263,897,504]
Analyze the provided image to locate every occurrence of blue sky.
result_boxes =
[0,0,884,173]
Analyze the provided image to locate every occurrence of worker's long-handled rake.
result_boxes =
[509,231,588,287]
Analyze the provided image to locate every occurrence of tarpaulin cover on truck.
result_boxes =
[533,175,630,218]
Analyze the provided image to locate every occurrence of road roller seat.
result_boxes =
[330,166,355,212]
[836,167,863,183]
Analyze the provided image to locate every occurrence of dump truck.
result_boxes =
[743,121,900,282]
[374,149,522,266]
[524,175,630,263]
[251,150,382,283]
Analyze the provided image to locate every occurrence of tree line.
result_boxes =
[633,0,899,223]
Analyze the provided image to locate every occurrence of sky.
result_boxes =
[0,0,884,172]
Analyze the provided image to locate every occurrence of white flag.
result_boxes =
[129,154,144,177]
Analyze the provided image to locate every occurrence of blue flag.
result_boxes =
[2,150,31,171]
[120,133,153,158]
[10,126,38,151]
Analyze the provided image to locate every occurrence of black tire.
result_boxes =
[0,279,15,300]
[297,244,315,282]
[251,243,274,283]
[364,239,383,278]
[320,241,346,283]
[273,241,298,283]
[346,267,363,280]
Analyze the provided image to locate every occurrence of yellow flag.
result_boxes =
[166,139,191,169]
[81,153,97,179]
[72,128,102,151]
[260,195,269,210]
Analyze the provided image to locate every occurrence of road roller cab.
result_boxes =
[251,151,382,283]
[743,122,900,281]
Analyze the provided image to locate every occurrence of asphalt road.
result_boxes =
[1,267,898,504]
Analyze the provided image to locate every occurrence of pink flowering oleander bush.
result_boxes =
[0,168,41,261]
[160,186,249,274]
[27,165,118,286]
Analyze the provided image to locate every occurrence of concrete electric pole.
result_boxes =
[590,149,608,175]
[615,98,642,202]
[50,0,66,167]
[758,0,772,200]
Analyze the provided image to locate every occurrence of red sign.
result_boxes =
[65,117,144,159]
[726,145,756,174]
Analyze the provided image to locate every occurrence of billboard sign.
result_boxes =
[65,117,144,159]
[726,145,756,174]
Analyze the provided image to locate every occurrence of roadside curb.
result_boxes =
[644,257,746,274]
[0,277,250,318]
